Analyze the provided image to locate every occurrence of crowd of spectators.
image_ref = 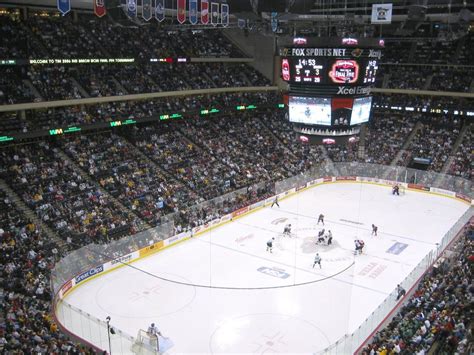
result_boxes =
[363,112,416,165]
[0,91,279,134]
[0,67,38,105]
[1,61,271,103]
[384,66,430,90]
[60,133,197,228]
[326,140,359,162]
[362,227,473,355]
[0,8,473,354]
[0,189,90,353]
[448,124,473,180]
[403,116,462,173]
[0,142,141,246]
[0,12,245,60]
[429,68,474,92]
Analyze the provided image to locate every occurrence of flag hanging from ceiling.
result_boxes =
[201,0,209,24]
[142,0,152,20]
[189,0,198,25]
[211,2,219,26]
[371,3,393,24]
[238,18,246,29]
[127,0,137,17]
[177,0,187,24]
[94,0,106,17]
[271,12,278,32]
[221,3,229,27]
[57,0,71,15]
[155,0,165,22]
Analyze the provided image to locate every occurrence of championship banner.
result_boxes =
[238,18,246,29]
[57,0,71,15]
[221,3,229,27]
[201,0,209,24]
[127,0,137,17]
[371,3,393,24]
[271,12,278,32]
[142,0,152,21]
[155,0,165,22]
[211,2,219,26]
[94,0,106,18]
[189,0,198,25]
[177,0,187,24]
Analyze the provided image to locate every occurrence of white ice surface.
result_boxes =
[59,183,470,354]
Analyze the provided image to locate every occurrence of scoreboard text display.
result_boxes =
[281,49,380,86]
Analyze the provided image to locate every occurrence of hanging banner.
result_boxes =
[189,0,198,24]
[177,0,187,24]
[94,0,106,18]
[211,2,219,26]
[142,0,152,21]
[371,3,393,24]
[127,0,137,17]
[155,0,165,22]
[238,18,246,29]
[221,3,229,27]
[271,12,278,32]
[57,0,71,15]
[201,0,209,24]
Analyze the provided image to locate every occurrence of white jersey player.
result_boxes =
[147,323,162,351]
[313,253,322,269]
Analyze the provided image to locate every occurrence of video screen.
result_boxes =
[331,97,354,126]
[350,97,372,125]
[289,96,332,126]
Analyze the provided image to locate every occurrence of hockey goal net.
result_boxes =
[131,329,159,354]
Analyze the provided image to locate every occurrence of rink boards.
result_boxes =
[54,177,470,352]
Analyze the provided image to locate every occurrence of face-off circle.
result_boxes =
[95,270,196,318]
[209,313,330,353]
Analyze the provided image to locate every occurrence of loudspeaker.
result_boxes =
[459,8,472,22]
[407,5,427,20]
[257,0,286,12]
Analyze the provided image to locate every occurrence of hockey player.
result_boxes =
[147,323,163,351]
[271,196,280,208]
[283,224,292,237]
[266,237,275,253]
[317,213,325,225]
[313,253,322,269]
[317,229,325,244]
[396,284,406,300]
[327,230,333,245]
[371,224,378,236]
[354,239,365,254]
[392,185,400,196]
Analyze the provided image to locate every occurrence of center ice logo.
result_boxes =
[257,266,290,279]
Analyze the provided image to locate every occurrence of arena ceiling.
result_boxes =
[1,0,472,36]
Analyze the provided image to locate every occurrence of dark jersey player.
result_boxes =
[317,213,325,225]
[283,224,292,237]
[392,185,400,196]
[266,237,275,253]
[271,196,280,208]
[372,224,378,236]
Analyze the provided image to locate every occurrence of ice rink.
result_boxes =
[59,182,470,354]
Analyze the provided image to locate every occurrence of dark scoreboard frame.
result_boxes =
[280,46,382,87]
[279,38,383,131]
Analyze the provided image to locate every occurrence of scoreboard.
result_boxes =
[281,48,381,86]
[279,39,383,134]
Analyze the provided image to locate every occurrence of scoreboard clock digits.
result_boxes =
[293,58,325,84]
